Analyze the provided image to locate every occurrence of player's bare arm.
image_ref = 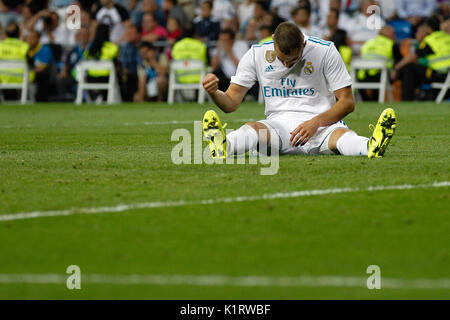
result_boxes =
[290,86,354,147]
[202,73,248,113]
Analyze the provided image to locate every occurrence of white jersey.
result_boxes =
[230,35,352,120]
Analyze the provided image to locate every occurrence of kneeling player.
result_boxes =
[202,22,396,159]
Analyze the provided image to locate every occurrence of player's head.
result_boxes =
[273,22,304,68]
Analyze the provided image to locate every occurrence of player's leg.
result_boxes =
[328,128,370,156]
[328,108,397,158]
[226,121,268,156]
[202,110,281,158]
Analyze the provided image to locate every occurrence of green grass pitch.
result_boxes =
[0,101,449,299]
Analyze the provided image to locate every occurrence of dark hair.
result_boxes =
[329,8,340,19]
[422,16,440,32]
[255,0,269,12]
[88,24,110,58]
[128,23,141,34]
[139,41,155,50]
[220,28,235,40]
[5,22,20,38]
[259,24,272,33]
[202,0,213,9]
[298,5,311,16]
[291,6,311,18]
[273,22,304,54]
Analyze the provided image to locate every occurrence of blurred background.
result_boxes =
[0,0,449,103]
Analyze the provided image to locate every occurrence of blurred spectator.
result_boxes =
[442,18,450,34]
[18,5,33,40]
[194,0,221,42]
[258,24,273,43]
[119,23,141,101]
[377,0,397,21]
[396,0,435,31]
[167,16,183,44]
[392,17,450,101]
[211,0,237,30]
[27,9,76,45]
[0,22,29,100]
[270,0,297,21]
[211,28,248,91]
[238,0,256,34]
[141,12,168,41]
[171,29,207,86]
[55,24,91,101]
[94,0,131,43]
[77,0,99,13]
[27,0,48,15]
[162,0,189,30]
[246,0,284,41]
[135,41,168,102]
[27,30,54,101]
[358,25,402,100]
[178,0,196,21]
[83,24,119,101]
[122,0,143,25]
[291,5,323,37]
[328,0,351,30]
[50,0,74,8]
[323,8,347,49]
[140,0,165,27]
[345,0,385,54]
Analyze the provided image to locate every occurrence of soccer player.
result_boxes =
[201,22,396,159]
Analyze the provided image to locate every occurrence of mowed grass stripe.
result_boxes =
[0,181,448,222]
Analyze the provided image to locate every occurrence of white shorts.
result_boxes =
[258,113,349,155]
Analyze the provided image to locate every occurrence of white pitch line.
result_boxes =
[0,273,449,289]
[0,181,448,223]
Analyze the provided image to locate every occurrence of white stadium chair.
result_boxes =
[431,69,450,103]
[75,60,121,105]
[168,60,206,104]
[0,60,32,104]
[350,57,392,104]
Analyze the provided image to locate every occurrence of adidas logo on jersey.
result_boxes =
[265,65,275,72]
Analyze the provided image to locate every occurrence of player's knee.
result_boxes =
[245,122,271,145]
[328,128,352,152]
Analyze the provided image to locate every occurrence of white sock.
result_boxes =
[336,131,369,156]
[227,124,259,156]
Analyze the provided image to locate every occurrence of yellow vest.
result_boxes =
[358,35,394,80]
[83,41,119,77]
[171,38,207,83]
[423,31,450,71]
[0,38,29,83]
[259,36,273,44]
[339,45,352,71]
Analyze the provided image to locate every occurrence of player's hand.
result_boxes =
[290,118,321,147]
[202,73,219,95]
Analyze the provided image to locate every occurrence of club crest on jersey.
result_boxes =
[304,62,314,75]
[265,50,276,63]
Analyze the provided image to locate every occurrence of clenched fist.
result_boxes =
[202,73,219,95]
